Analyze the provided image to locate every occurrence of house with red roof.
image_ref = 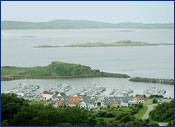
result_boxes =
[67,96,83,107]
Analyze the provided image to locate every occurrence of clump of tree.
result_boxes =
[168,120,174,126]
[1,93,158,126]
[130,103,143,115]
[150,95,163,98]
[152,99,158,104]
[1,93,89,126]
[149,101,174,122]
[114,112,158,126]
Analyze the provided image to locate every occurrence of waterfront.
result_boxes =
[1,78,174,98]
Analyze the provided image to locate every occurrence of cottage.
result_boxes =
[42,91,54,100]
[103,99,113,108]
[81,96,96,110]
[95,96,106,108]
[79,101,87,108]
[111,100,119,107]
[51,100,57,107]
[87,104,95,110]
[134,95,145,104]
[67,96,82,107]
[120,101,129,107]
[56,100,63,107]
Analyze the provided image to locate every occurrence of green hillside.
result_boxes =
[1,61,130,80]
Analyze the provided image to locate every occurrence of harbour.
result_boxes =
[1,77,174,98]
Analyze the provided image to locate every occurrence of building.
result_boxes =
[134,95,145,104]
[67,96,82,107]
[111,100,119,107]
[79,101,87,108]
[120,101,129,107]
[95,96,106,108]
[56,100,63,107]
[42,91,54,100]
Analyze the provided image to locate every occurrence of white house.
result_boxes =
[95,96,106,108]
[88,104,95,110]
[120,101,129,107]
[42,91,54,100]
[79,101,87,108]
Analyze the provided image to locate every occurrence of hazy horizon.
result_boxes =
[1,19,174,24]
[2,1,174,24]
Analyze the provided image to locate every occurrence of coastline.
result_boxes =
[1,61,173,85]
[1,75,174,85]
[1,74,129,81]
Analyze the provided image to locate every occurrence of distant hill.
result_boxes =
[1,20,174,30]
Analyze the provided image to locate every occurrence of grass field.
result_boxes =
[145,99,153,105]
[28,99,50,105]
[135,106,148,119]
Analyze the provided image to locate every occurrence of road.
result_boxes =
[142,104,157,120]
[158,123,168,126]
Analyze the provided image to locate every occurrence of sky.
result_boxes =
[1,1,174,23]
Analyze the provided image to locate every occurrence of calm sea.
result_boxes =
[1,29,174,97]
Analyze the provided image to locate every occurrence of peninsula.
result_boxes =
[1,61,130,81]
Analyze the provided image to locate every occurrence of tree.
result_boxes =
[149,101,174,122]
[1,120,9,126]
[97,102,101,107]
[1,93,27,121]
[106,113,115,118]
[153,99,157,104]
[96,111,106,117]
[88,115,97,126]
[168,120,174,126]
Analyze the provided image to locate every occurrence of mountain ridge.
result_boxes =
[2,19,174,30]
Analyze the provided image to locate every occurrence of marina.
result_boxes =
[2,78,173,100]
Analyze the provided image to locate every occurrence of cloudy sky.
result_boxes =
[1,1,174,23]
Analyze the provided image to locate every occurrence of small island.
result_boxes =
[33,40,174,48]
[64,40,174,47]
[1,61,130,81]
[116,30,134,32]
[64,40,150,47]
[21,35,36,38]
[33,45,60,48]
[129,77,174,85]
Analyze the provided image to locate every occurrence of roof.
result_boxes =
[138,95,144,100]
[134,96,139,101]
[68,100,80,104]
[43,91,54,95]
[71,96,82,100]
[134,95,144,101]
[56,100,63,106]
